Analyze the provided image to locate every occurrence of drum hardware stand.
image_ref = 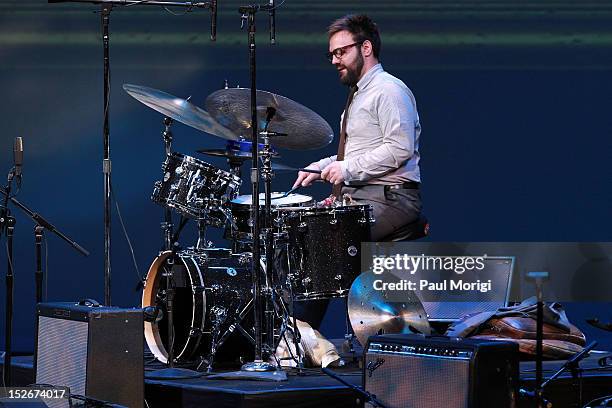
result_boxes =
[237,3,279,374]
[199,296,257,371]
[342,298,358,356]
[145,255,202,380]
[149,115,201,378]
[49,0,216,307]
[161,116,175,252]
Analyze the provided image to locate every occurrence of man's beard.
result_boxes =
[339,52,364,86]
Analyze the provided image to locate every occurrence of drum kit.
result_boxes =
[124,83,374,371]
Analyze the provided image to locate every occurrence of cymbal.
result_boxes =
[123,84,238,140]
[348,272,431,347]
[205,88,334,150]
[197,140,280,161]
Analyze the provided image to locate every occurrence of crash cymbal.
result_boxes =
[348,271,431,347]
[205,88,333,150]
[123,84,238,140]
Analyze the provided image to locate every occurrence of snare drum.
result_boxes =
[152,152,241,225]
[282,205,373,300]
[142,248,252,365]
[227,192,314,242]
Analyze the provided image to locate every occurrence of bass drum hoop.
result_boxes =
[142,251,206,364]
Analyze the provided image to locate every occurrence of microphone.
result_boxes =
[13,137,23,178]
[210,0,217,41]
[269,0,275,45]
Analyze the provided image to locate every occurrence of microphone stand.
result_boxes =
[48,0,215,306]
[0,187,90,258]
[321,367,388,408]
[0,183,90,387]
[1,169,16,387]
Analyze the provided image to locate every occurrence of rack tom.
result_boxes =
[152,152,241,226]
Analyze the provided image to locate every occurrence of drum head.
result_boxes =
[231,192,313,207]
[142,251,205,364]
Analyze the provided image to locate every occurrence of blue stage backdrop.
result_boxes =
[0,0,611,351]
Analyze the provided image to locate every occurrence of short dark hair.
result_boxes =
[328,14,381,59]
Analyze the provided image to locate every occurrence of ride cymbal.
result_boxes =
[205,88,333,150]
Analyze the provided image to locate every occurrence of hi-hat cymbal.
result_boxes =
[123,84,238,140]
[348,272,431,347]
[205,88,334,150]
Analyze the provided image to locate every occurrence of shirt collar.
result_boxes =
[356,63,383,91]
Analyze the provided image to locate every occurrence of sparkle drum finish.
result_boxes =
[152,152,241,225]
[227,192,314,242]
[142,249,252,365]
[282,205,373,300]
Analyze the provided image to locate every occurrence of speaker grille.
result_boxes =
[36,316,89,396]
[365,352,470,408]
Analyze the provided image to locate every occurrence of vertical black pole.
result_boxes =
[535,281,544,408]
[35,225,44,304]
[101,4,112,306]
[4,217,15,387]
[247,9,263,363]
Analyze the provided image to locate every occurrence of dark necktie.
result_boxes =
[332,85,358,198]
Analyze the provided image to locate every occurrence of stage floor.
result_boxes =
[2,347,612,408]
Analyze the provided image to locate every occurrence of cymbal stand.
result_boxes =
[161,117,175,252]
[238,3,277,373]
[260,109,277,356]
[146,118,200,380]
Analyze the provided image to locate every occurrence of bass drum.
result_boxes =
[142,249,253,365]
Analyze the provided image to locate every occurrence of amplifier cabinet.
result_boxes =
[35,302,143,408]
[363,334,518,408]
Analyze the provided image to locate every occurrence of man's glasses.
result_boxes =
[326,41,363,63]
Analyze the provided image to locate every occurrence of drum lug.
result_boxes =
[238,253,252,265]
[189,327,203,338]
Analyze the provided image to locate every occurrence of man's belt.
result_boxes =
[345,181,420,190]
[385,181,420,191]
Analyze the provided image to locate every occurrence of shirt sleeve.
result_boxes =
[314,155,337,170]
[342,85,417,182]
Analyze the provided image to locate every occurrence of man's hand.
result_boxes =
[321,161,345,185]
[293,163,322,188]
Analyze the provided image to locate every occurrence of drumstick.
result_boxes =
[299,167,322,174]
[275,185,301,199]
